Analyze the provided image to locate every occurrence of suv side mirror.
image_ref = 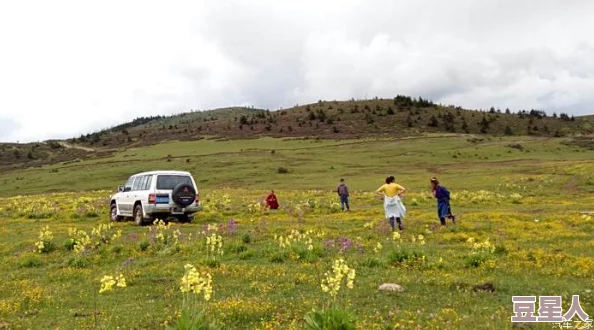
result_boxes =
[118,185,124,192]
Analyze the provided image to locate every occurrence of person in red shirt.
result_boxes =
[266,190,279,210]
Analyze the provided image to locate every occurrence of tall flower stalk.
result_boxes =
[171,264,219,330]
[320,258,356,307]
[305,258,357,329]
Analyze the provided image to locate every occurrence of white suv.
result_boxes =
[109,170,201,225]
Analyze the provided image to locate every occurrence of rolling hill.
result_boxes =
[1,96,593,172]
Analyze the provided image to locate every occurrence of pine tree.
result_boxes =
[407,116,414,128]
[461,119,469,133]
[428,115,439,127]
[504,125,513,135]
[479,116,490,133]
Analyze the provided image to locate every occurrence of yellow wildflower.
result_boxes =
[99,275,116,293]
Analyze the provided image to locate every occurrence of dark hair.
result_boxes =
[340,178,344,182]
[385,176,395,184]
[430,177,439,185]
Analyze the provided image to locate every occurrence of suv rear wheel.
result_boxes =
[178,215,191,223]
[133,204,145,226]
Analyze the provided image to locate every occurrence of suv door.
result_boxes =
[154,174,194,212]
[131,175,149,205]
[132,175,147,200]
[119,175,137,215]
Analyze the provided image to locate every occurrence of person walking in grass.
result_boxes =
[376,176,406,231]
[430,177,456,226]
[337,178,350,211]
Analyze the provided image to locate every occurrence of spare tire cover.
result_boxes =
[171,183,196,207]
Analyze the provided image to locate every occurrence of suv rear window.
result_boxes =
[156,175,193,190]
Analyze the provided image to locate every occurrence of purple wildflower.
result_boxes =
[226,219,238,235]
[340,237,354,253]
[323,237,355,254]
[127,233,139,242]
[122,257,135,267]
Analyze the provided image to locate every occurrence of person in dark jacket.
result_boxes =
[266,190,279,210]
[431,177,455,226]
[337,178,350,211]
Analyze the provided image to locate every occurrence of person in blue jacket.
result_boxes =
[431,177,456,226]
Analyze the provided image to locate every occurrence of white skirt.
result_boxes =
[384,195,406,219]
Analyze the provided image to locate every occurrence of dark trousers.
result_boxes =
[389,216,402,230]
[339,195,349,210]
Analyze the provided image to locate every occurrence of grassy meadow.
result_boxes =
[1,135,594,329]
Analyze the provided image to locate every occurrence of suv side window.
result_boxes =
[141,176,150,191]
[124,176,135,191]
[143,175,153,190]
[140,175,150,190]
[132,176,144,191]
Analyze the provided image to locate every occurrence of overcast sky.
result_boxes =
[1,0,593,142]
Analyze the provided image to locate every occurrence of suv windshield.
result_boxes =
[156,175,193,190]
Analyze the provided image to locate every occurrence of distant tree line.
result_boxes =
[108,115,165,132]
[393,95,436,108]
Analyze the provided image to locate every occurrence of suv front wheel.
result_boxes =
[110,203,123,222]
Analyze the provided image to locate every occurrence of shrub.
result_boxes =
[21,256,43,268]
[464,253,489,268]
[68,257,91,268]
[304,307,357,330]
[86,211,99,218]
[361,257,386,268]
[269,251,289,263]
[388,247,425,266]
[238,251,254,260]
[507,143,524,150]
[494,244,508,255]
[111,245,124,254]
[468,137,484,144]
[203,259,221,268]
[168,309,222,330]
[292,246,322,263]
[138,240,150,251]
[63,238,76,251]
[241,233,252,244]
[277,167,289,174]
[227,243,247,254]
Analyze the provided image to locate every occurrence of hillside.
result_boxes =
[1,96,593,172]
[2,134,594,328]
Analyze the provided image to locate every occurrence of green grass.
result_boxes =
[1,134,593,196]
[0,135,593,329]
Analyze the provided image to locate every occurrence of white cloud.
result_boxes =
[1,0,593,142]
